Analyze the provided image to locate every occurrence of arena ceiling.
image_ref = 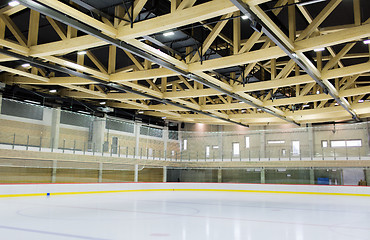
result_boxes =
[0,0,369,126]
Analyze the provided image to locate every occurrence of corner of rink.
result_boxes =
[0,182,370,198]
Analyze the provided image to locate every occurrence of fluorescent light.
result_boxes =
[358,100,364,103]
[162,116,167,119]
[77,110,90,114]
[297,0,326,7]
[138,111,144,114]
[163,31,174,37]
[77,51,86,55]
[24,100,39,104]
[314,47,325,52]
[241,15,249,20]
[99,101,106,105]
[302,104,310,107]
[364,39,370,44]
[8,1,19,7]
[49,89,57,93]
[21,63,30,68]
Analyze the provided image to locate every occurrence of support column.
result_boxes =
[163,166,167,182]
[134,122,141,158]
[51,160,57,183]
[163,125,169,159]
[218,168,222,183]
[0,92,2,115]
[308,123,314,159]
[310,168,315,185]
[98,162,103,183]
[92,115,106,152]
[364,168,370,186]
[134,164,139,182]
[50,107,61,149]
[260,168,266,184]
[260,127,266,158]
[218,125,223,159]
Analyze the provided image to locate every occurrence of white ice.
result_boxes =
[0,191,370,240]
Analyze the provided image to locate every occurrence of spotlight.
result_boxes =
[163,31,174,37]
[314,47,325,52]
[8,1,19,7]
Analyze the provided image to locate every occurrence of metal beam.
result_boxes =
[0,49,248,128]
[229,0,360,121]
[17,0,296,125]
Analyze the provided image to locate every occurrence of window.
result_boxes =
[268,140,285,144]
[292,141,300,155]
[322,140,328,148]
[205,146,210,157]
[245,136,250,148]
[233,142,240,156]
[331,140,362,147]
[183,139,187,150]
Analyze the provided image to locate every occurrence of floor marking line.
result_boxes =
[1,188,370,198]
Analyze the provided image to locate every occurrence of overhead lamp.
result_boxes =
[99,101,106,105]
[49,89,57,93]
[241,109,246,113]
[163,31,174,37]
[77,50,87,55]
[316,90,320,94]
[302,104,310,107]
[241,15,249,20]
[363,39,370,44]
[138,111,144,114]
[358,100,364,103]
[78,110,90,115]
[8,1,19,7]
[297,0,326,7]
[21,63,30,68]
[162,116,167,119]
[24,99,39,104]
[314,47,325,52]
[291,53,298,58]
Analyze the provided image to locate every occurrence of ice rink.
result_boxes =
[0,190,370,240]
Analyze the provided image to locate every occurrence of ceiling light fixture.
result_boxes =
[316,90,320,94]
[297,0,326,7]
[8,1,19,7]
[77,51,87,55]
[302,104,310,107]
[162,116,167,119]
[241,15,249,20]
[163,31,174,37]
[358,100,364,103]
[364,39,370,44]
[49,89,57,93]
[314,47,325,52]
[99,101,106,105]
[21,63,30,68]
[138,111,144,114]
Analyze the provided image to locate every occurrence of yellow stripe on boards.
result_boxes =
[0,188,369,198]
